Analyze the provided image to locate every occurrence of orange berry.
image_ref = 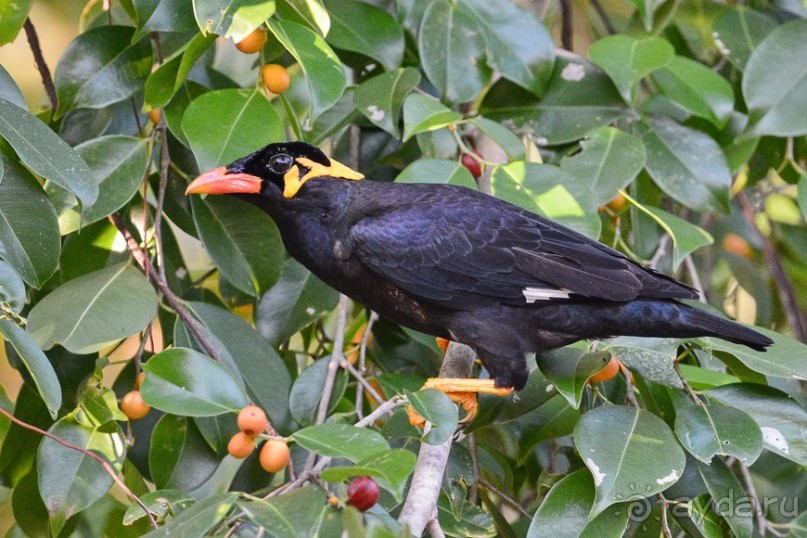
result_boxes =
[134,371,146,390]
[237,405,269,436]
[606,193,627,213]
[259,440,290,473]
[148,109,161,125]
[228,432,256,459]
[588,355,622,384]
[121,391,151,420]
[262,64,290,94]
[235,28,266,54]
[722,233,753,259]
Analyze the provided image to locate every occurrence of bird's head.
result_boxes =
[185,141,364,200]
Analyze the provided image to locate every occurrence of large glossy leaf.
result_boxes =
[38,417,125,536]
[588,35,674,103]
[0,99,97,208]
[53,26,151,116]
[407,388,459,445]
[133,0,197,41]
[254,258,339,347]
[635,116,731,212]
[183,89,285,171]
[0,65,26,108]
[149,414,220,491]
[695,458,753,538]
[675,404,762,464]
[461,0,554,96]
[0,319,61,418]
[144,33,216,111]
[395,159,476,188]
[712,8,777,71]
[267,19,346,120]
[0,0,32,44]
[238,486,341,537]
[288,357,348,426]
[710,327,807,380]
[468,367,556,432]
[707,383,807,466]
[469,116,526,161]
[536,347,613,408]
[560,127,646,206]
[122,489,195,526]
[26,263,156,354]
[652,56,734,127]
[141,347,249,416]
[402,93,463,142]
[574,406,685,516]
[193,0,276,41]
[743,19,807,137]
[528,469,630,538]
[491,161,600,238]
[320,449,416,501]
[146,493,238,537]
[602,337,683,389]
[276,0,330,35]
[190,195,284,296]
[354,68,421,138]
[418,0,491,104]
[0,157,60,288]
[323,0,403,71]
[0,260,25,312]
[293,423,389,462]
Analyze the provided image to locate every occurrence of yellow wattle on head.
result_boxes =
[282,156,365,199]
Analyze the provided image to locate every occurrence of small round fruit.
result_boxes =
[259,440,290,473]
[148,109,162,125]
[722,233,753,259]
[588,355,622,384]
[262,64,291,94]
[347,476,380,511]
[606,193,627,213]
[235,28,266,54]
[237,405,269,436]
[134,371,146,390]
[228,432,256,459]
[461,153,482,178]
[121,391,151,420]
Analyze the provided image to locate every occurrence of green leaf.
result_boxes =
[407,388,459,445]
[491,161,600,238]
[323,0,403,71]
[190,195,284,296]
[354,68,421,138]
[141,347,249,416]
[603,337,683,389]
[193,0,276,41]
[0,157,60,288]
[574,406,685,517]
[0,65,26,108]
[652,56,735,127]
[122,489,195,525]
[276,0,330,35]
[469,367,556,432]
[631,0,668,32]
[53,26,151,116]
[709,327,807,380]
[695,458,752,538]
[133,0,197,41]
[418,0,491,104]
[712,8,777,71]
[149,414,220,490]
[634,116,731,212]
[293,423,389,462]
[588,35,674,103]
[267,19,346,121]
[460,0,554,96]
[536,347,613,408]
[743,19,807,137]
[799,174,807,224]
[402,93,463,142]
[560,127,646,206]
[0,319,61,418]
[0,99,98,208]
[145,493,238,537]
[674,404,762,464]
[38,417,125,536]
[27,263,157,354]
[288,357,347,426]
[528,469,630,538]
[54,136,149,234]
[469,117,526,161]
[184,89,285,171]
[0,0,32,44]
[320,449,416,501]
[395,159,476,188]
[707,383,807,466]
[144,33,216,111]
[254,258,339,347]
[238,486,341,537]
[0,260,25,312]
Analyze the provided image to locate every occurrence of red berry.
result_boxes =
[347,476,380,511]
[461,153,482,178]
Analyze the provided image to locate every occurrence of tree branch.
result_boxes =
[23,18,57,110]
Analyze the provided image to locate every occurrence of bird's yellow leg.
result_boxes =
[408,378,514,427]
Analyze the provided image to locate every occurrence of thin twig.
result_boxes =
[468,433,480,504]
[23,18,57,110]
[648,234,671,269]
[154,118,171,282]
[479,477,532,519]
[673,360,702,405]
[355,311,379,419]
[426,516,446,538]
[0,407,158,529]
[340,358,386,407]
[736,460,768,536]
[559,0,574,51]
[683,256,707,302]
[589,0,617,34]
[658,494,673,538]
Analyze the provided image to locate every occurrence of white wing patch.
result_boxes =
[523,287,571,302]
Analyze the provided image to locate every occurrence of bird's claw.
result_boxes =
[407,378,514,427]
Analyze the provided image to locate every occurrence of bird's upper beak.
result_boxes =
[185,166,263,195]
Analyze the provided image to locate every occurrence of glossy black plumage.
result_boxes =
[189,142,773,390]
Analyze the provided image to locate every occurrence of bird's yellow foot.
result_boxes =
[408,378,514,427]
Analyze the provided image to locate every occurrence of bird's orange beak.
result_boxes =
[185,166,263,195]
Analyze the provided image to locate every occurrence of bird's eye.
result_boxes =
[268,154,294,175]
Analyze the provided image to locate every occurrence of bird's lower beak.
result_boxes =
[185,166,263,195]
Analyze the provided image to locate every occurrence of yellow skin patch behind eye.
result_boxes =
[283,156,365,198]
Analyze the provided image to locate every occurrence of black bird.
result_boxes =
[186,142,772,410]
